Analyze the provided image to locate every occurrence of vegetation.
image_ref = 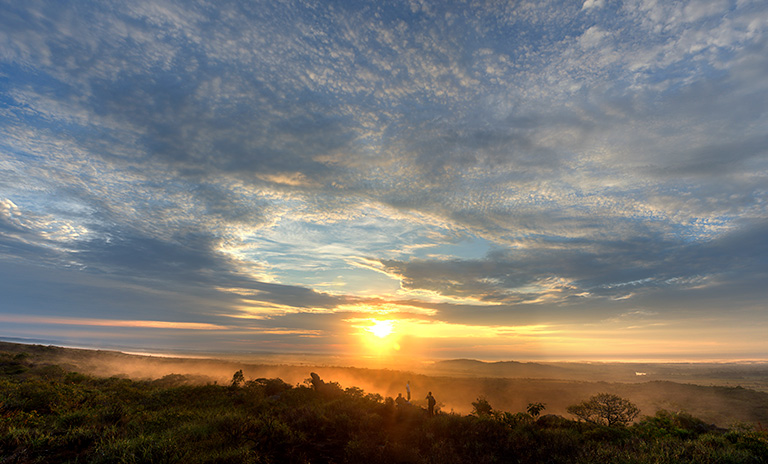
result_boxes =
[566,393,641,427]
[471,396,493,417]
[526,402,546,418]
[1,350,767,463]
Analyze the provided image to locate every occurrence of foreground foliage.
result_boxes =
[1,351,767,463]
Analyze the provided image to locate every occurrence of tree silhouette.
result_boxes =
[566,393,639,426]
[526,402,546,418]
[471,396,493,416]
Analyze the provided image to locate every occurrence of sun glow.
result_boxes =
[354,319,402,357]
[367,320,394,338]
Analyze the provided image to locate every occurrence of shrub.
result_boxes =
[3,357,768,464]
[636,410,717,440]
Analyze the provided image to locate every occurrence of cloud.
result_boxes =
[0,315,226,330]
[376,218,768,306]
[582,0,605,11]
[579,26,609,49]
[1,0,767,357]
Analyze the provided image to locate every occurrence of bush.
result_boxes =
[635,410,718,439]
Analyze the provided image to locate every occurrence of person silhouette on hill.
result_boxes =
[426,391,436,416]
[406,380,411,402]
[310,372,324,391]
[395,393,407,407]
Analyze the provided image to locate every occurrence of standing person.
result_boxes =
[426,391,436,417]
[406,380,411,402]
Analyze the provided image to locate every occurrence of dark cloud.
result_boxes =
[0,259,226,322]
[74,231,222,277]
[652,133,768,177]
[1,204,343,319]
[0,203,69,266]
[379,220,768,304]
[223,278,344,311]
[189,183,267,225]
[0,228,61,265]
[69,227,344,310]
[87,73,355,181]
[410,121,563,178]
[0,235,342,325]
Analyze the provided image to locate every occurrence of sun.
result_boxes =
[367,320,394,338]
[353,318,402,357]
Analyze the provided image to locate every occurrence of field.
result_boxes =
[1,341,768,463]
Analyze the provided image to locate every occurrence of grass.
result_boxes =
[1,349,767,463]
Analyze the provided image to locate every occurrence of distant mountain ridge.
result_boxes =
[428,357,768,388]
[429,358,574,378]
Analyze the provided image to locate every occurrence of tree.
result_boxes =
[567,393,640,427]
[471,396,493,416]
[307,372,343,397]
[245,377,292,396]
[526,402,546,418]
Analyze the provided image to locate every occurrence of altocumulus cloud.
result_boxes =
[0,0,767,357]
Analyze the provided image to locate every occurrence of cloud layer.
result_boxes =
[1,0,767,359]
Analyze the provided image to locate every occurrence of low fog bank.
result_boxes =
[3,341,768,427]
[427,359,768,392]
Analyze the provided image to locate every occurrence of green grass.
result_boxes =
[1,350,767,463]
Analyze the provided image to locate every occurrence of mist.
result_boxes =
[8,341,764,427]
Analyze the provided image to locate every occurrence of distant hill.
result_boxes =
[428,358,576,379]
[428,357,768,389]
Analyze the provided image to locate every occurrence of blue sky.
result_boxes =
[1,0,767,361]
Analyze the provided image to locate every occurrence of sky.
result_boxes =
[1,0,767,362]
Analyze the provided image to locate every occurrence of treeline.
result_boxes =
[1,352,767,463]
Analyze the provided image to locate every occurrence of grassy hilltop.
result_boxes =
[1,342,767,463]
[1,341,767,425]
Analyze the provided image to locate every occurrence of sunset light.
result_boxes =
[366,320,395,339]
[351,318,402,357]
[3,1,768,461]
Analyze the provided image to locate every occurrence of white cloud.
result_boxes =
[578,25,609,49]
[683,0,730,22]
[582,0,605,10]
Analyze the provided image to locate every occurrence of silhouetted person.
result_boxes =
[406,380,411,402]
[426,391,436,416]
[308,372,343,398]
[395,393,407,407]
[310,372,324,391]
